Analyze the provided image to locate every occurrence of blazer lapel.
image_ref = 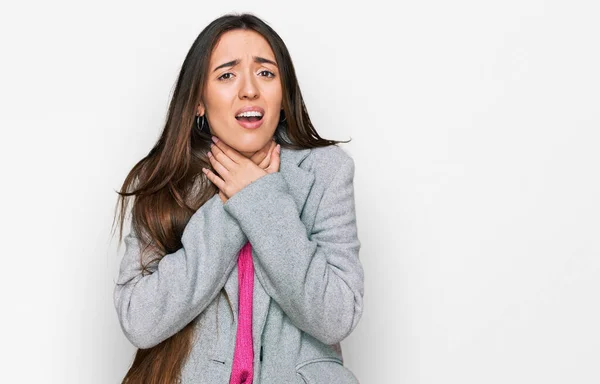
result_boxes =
[278,145,314,214]
[223,144,315,359]
[251,145,314,357]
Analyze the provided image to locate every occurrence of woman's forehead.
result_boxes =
[210,30,276,66]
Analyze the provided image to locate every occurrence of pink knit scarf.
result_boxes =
[229,241,254,384]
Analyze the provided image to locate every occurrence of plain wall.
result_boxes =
[1,0,599,383]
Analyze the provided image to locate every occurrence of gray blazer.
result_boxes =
[114,143,364,383]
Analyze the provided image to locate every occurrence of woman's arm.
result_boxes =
[223,154,364,345]
[113,193,247,349]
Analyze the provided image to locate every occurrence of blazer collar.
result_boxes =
[278,145,314,214]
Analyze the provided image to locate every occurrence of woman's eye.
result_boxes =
[218,73,234,81]
[259,70,275,78]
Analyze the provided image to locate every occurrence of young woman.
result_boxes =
[113,13,364,384]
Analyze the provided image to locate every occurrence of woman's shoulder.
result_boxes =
[300,144,355,186]
[306,144,354,165]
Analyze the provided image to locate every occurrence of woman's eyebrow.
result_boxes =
[212,56,278,72]
[254,56,277,67]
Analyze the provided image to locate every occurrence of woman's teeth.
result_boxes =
[236,111,263,122]
[236,111,263,117]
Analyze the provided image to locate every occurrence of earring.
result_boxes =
[279,111,287,123]
[196,114,206,132]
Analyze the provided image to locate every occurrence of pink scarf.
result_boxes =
[229,241,254,384]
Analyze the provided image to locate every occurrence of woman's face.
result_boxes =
[198,29,282,158]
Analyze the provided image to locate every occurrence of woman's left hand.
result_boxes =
[203,136,281,203]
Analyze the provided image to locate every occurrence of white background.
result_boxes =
[1,1,599,383]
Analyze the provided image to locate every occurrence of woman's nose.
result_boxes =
[238,75,259,100]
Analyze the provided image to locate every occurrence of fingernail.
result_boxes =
[211,136,219,143]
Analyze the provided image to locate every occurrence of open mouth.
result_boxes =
[235,111,264,123]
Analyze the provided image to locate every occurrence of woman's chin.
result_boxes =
[234,134,275,151]
[224,139,264,158]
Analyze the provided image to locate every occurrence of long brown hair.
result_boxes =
[112,12,350,383]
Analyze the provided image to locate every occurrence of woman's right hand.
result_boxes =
[217,139,277,203]
[251,139,277,171]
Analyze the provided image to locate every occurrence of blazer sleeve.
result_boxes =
[223,155,364,345]
[113,193,247,349]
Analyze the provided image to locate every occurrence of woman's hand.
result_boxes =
[250,139,278,170]
[217,139,278,203]
[204,136,281,204]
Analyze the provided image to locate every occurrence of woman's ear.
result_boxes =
[196,103,205,116]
